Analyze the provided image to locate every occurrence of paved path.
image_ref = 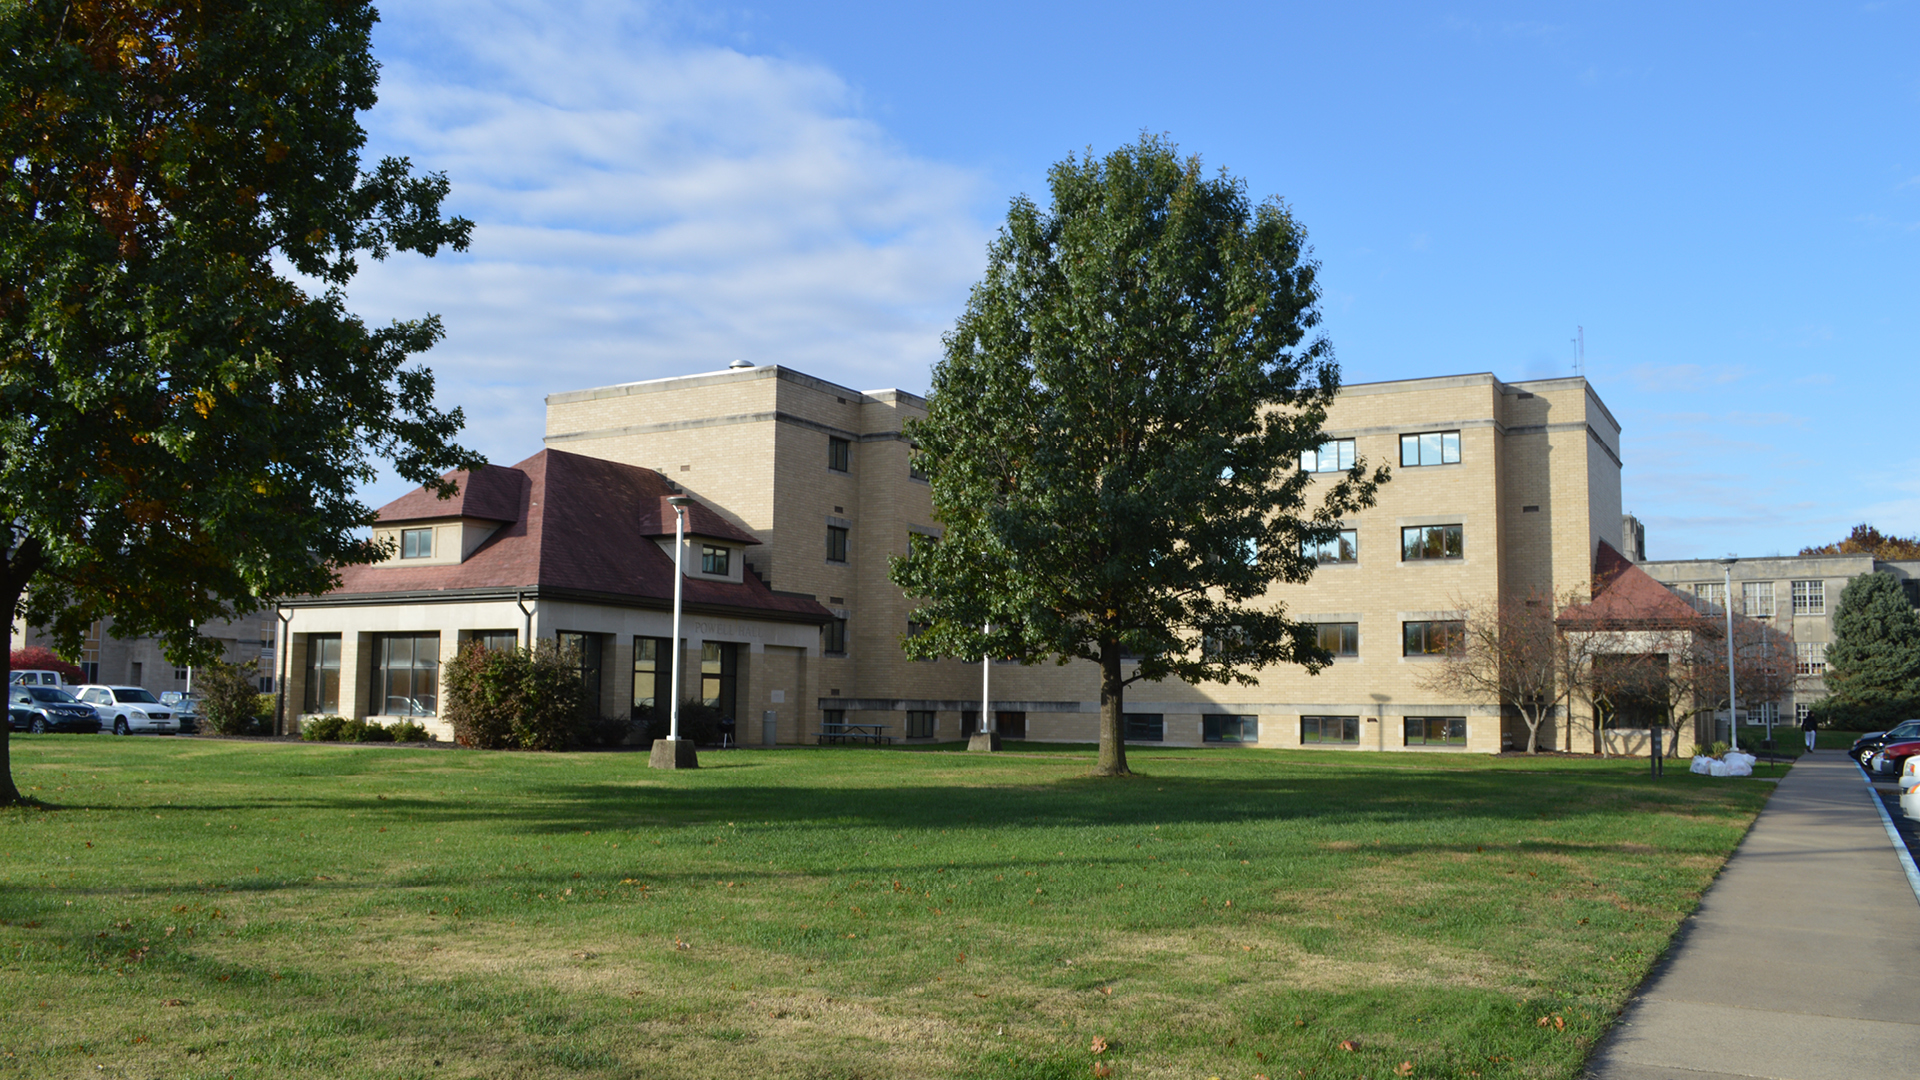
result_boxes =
[1584,754,1920,1080]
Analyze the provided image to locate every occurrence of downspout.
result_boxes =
[517,591,536,647]
[275,607,293,736]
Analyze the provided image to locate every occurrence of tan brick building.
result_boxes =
[538,364,1626,753]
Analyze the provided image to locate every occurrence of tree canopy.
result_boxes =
[0,0,478,802]
[890,135,1385,776]
[1822,571,1920,726]
[1799,524,1920,560]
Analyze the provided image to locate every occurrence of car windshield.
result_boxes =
[26,687,79,703]
[113,688,161,704]
[1890,721,1920,739]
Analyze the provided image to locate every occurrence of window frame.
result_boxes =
[1795,641,1827,676]
[303,634,342,714]
[373,632,440,717]
[827,436,851,473]
[905,710,936,739]
[823,617,848,656]
[1403,620,1465,657]
[1404,716,1467,746]
[400,527,433,559]
[826,525,849,564]
[1301,715,1360,744]
[1302,528,1359,565]
[1401,524,1464,561]
[1203,714,1259,744]
[1124,713,1164,742]
[1742,581,1775,617]
[556,632,604,712]
[1300,439,1356,474]
[1791,580,1825,615]
[1315,622,1360,657]
[1399,430,1462,467]
[701,544,730,575]
[631,636,673,715]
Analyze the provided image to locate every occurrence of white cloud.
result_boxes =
[1623,363,1750,394]
[342,1,992,502]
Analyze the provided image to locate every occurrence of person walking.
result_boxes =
[1801,710,1818,754]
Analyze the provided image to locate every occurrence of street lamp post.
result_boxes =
[970,622,997,752]
[650,495,699,770]
[1721,556,1739,753]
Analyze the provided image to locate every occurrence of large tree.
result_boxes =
[1418,589,1601,755]
[1799,524,1920,560]
[1823,572,1920,726]
[0,0,478,802]
[891,136,1385,777]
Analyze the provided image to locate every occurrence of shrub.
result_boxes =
[199,659,265,735]
[341,719,394,743]
[8,646,83,683]
[301,715,347,742]
[641,698,726,747]
[389,721,431,743]
[580,713,637,748]
[442,640,586,751]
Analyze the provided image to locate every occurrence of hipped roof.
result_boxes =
[1559,540,1713,630]
[310,449,826,623]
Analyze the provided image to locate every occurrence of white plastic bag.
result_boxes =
[1724,756,1753,777]
[1690,755,1714,775]
[1709,759,1731,777]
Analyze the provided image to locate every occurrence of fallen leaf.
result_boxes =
[572,950,597,960]
[161,999,184,1007]
[1092,1064,1112,1079]
[1396,1062,1414,1077]
[1339,1040,1357,1051]
[1089,1035,1108,1054]
[1099,986,1113,996]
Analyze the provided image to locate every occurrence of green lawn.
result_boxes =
[0,738,1777,1079]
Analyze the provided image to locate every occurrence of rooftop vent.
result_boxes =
[729,359,753,369]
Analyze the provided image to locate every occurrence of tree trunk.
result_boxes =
[1524,707,1541,754]
[0,590,21,805]
[1094,640,1129,776]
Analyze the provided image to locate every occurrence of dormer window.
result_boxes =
[701,544,730,575]
[401,528,434,559]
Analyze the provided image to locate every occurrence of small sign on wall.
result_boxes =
[770,690,785,703]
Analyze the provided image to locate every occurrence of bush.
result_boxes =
[641,698,726,747]
[579,713,637,748]
[341,719,395,743]
[199,659,266,735]
[389,721,431,743]
[301,715,347,742]
[442,640,587,751]
[8,646,83,683]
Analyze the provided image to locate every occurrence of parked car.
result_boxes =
[8,685,102,733]
[9,669,69,688]
[1870,739,1920,776]
[159,692,201,735]
[72,685,177,735]
[1849,720,1920,762]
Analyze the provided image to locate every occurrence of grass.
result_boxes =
[0,737,1778,1079]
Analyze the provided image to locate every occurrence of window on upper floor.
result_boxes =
[1743,581,1775,617]
[826,526,849,563]
[701,544,730,575]
[1401,524,1463,561]
[1400,430,1461,467]
[1795,641,1827,676]
[828,437,851,473]
[1792,580,1825,615]
[824,617,848,656]
[400,527,433,559]
[1315,622,1359,657]
[1403,620,1464,657]
[1300,439,1355,474]
[1302,529,1358,564]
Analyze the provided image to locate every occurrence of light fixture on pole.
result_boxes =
[650,495,699,770]
[1720,556,1739,753]
[970,623,997,752]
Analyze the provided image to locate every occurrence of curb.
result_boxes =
[1855,760,1920,907]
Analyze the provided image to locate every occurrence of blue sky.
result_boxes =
[346,1,1920,560]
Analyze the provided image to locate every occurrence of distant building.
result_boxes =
[15,614,277,694]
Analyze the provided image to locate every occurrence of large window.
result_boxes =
[1792,580,1825,615]
[375,633,439,716]
[827,437,851,472]
[702,642,738,720]
[701,544,730,575]
[906,710,936,738]
[1403,620,1464,656]
[1402,524,1463,561]
[1125,714,1164,742]
[557,632,604,712]
[400,527,433,559]
[1301,715,1359,743]
[826,525,849,563]
[1693,582,1726,611]
[303,634,341,714]
[1303,529,1359,564]
[824,617,848,655]
[1300,439,1355,474]
[1795,642,1827,676]
[631,636,673,715]
[1315,622,1359,657]
[1204,715,1259,743]
[1742,581,1775,617]
[472,630,517,653]
[1400,431,1461,467]
[1405,716,1466,746]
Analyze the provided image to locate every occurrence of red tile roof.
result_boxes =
[313,449,827,623]
[1559,540,1708,629]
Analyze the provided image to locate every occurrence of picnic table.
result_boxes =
[815,722,893,746]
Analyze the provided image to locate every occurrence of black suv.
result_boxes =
[7,685,102,733]
[1848,719,1920,763]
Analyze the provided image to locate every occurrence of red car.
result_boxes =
[1870,739,1920,776]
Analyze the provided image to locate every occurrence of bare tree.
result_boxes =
[1419,589,1598,754]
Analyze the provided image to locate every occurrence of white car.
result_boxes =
[73,685,178,735]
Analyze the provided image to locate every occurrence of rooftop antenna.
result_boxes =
[1573,326,1585,378]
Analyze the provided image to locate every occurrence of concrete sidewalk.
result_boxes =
[1584,755,1920,1079]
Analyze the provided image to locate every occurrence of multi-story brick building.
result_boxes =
[536,363,1627,753]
